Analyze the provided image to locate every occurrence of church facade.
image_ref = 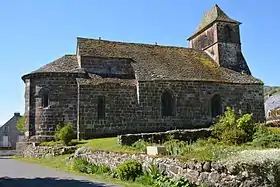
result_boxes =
[22,5,265,141]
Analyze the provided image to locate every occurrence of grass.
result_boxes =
[79,137,138,153]
[39,137,271,161]
[268,127,280,134]
[40,137,140,153]
[179,142,263,161]
[39,126,280,162]
[14,155,148,187]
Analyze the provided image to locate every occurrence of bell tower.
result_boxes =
[188,4,251,75]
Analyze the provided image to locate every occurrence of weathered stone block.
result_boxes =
[146,146,166,156]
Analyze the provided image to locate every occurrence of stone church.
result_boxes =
[22,5,264,141]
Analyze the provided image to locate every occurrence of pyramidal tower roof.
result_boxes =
[190,4,241,38]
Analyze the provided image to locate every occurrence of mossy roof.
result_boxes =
[77,74,137,87]
[32,55,80,73]
[77,37,261,84]
[25,37,262,84]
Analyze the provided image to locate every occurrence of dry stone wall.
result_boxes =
[73,148,280,187]
[118,128,212,145]
[16,142,77,158]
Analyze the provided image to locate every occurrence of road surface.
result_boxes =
[0,154,121,187]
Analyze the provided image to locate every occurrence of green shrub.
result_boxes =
[136,164,163,185]
[85,163,111,174]
[132,139,151,153]
[54,123,65,141]
[54,123,74,145]
[194,138,219,147]
[136,164,197,187]
[212,107,256,145]
[251,125,280,148]
[71,158,89,173]
[164,138,192,156]
[220,127,247,145]
[71,158,111,174]
[116,159,143,181]
[39,141,61,146]
[237,113,255,139]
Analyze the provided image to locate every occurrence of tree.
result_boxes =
[16,116,25,133]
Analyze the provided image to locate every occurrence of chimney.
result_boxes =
[14,112,20,117]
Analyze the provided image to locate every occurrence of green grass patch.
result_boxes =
[179,142,262,161]
[14,155,148,187]
[268,127,280,134]
[40,139,88,147]
[78,137,139,153]
[40,137,138,153]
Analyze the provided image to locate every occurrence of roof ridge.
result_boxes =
[77,37,202,52]
[189,4,240,38]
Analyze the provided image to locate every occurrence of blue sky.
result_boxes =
[0,0,279,125]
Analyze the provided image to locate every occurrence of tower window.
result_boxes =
[42,94,49,108]
[161,91,174,117]
[211,94,222,118]
[97,96,105,119]
[224,25,232,42]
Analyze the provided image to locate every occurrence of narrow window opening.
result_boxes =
[224,25,232,42]
[42,94,49,108]
[161,91,174,117]
[246,103,251,114]
[97,96,105,119]
[211,94,222,118]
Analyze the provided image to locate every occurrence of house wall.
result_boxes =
[78,83,137,138]
[0,113,23,148]
[81,57,135,78]
[78,80,264,138]
[24,73,264,141]
[25,73,83,140]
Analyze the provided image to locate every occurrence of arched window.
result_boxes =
[97,96,105,119]
[224,25,232,42]
[42,93,49,108]
[161,91,174,117]
[211,94,222,118]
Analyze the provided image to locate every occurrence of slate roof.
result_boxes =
[77,37,261,84]
[189,4,240,39]
[32,55,80,73]
[77,74,137,87]
[23,36,262,84]
[265,94,280,117]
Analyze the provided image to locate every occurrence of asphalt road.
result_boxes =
[0,156,121,187]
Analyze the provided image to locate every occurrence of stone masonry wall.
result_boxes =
[81,57,135,78]
[78,80,264,138]
[189,21,251,75]
[73,148,280,187]
[25,73,86,140]
[78,83,137,138]
[26,72,264,140]
[118,128,212,145]
[190,26,216,50]
[132,81,264,132]
[16,141,77,158]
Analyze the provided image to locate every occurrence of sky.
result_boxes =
[0,0,279,125]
